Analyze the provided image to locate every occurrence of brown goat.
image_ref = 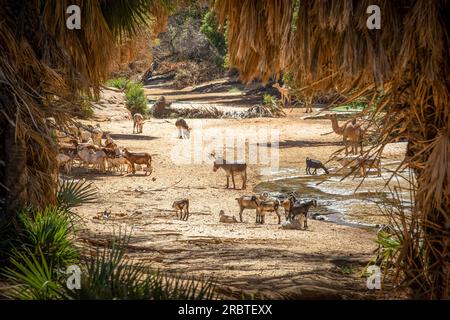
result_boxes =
[213,158,247,189]
[172,199,189,221]
[123,148,152,175]
[282,194,297,221]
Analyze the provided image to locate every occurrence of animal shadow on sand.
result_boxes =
[110,133,158,141]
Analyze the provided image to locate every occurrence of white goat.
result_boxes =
[92,125,103,146]
[56,153,72,175]
[219,210,238,223]
[78,128,92,142]
[77,146,107,172]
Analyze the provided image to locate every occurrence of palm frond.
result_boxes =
[1,248,64,300]
[17,207,79,268]
[101,0,173,38]
[57,179,97,209]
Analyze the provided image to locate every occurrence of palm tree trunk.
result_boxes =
[406,140,450,299]
[2,121,28,223]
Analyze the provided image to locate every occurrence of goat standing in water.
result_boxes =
[306,157,329,175]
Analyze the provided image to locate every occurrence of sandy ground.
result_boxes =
[73,85,408,299]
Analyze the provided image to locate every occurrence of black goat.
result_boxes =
[289,200,317,229]
[306,157,329,175]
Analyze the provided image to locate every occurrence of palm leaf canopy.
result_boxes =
[215,0,450,299]
[0,0,171,213]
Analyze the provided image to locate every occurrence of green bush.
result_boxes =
[17,207,79,268]
[200,11,227,56]
[105,78,148,115]
[201,10,229,71]
[105,77,130,90]
[125,82,148,115]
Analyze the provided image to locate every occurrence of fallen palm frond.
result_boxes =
[174,105,224,119]
[150,103,285,119]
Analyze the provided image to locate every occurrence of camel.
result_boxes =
[329,114,363,155]
[272,83,291,107]
[329,113,345,135]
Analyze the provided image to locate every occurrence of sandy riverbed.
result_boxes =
[72,86,407,299]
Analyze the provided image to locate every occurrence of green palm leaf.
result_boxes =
[57,179,97,209]
[2,248,64,300]
[101,0,175,37]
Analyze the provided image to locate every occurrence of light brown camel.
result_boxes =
[329,113,345,135]
[329,114,363,155]
[272,83,291,107]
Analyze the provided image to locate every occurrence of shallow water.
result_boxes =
[254,169,410,228]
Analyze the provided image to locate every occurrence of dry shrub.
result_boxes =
[108,2,170,79]
[109,26,157,80]
[154,61,223,89]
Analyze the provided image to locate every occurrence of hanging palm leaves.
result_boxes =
[214,0,450,299]
[0,0,171,219]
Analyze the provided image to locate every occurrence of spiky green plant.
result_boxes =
[105,77,131,90]
[373,231,402,269]
[57,179,97,210]
[17,207,79,268]
[66,233,217,300]
[2,249,65,300]
[200,10,227,56]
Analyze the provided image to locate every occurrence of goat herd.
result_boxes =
[55,122,152,177]
[172,192,318,231]
[54,116,321,231]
